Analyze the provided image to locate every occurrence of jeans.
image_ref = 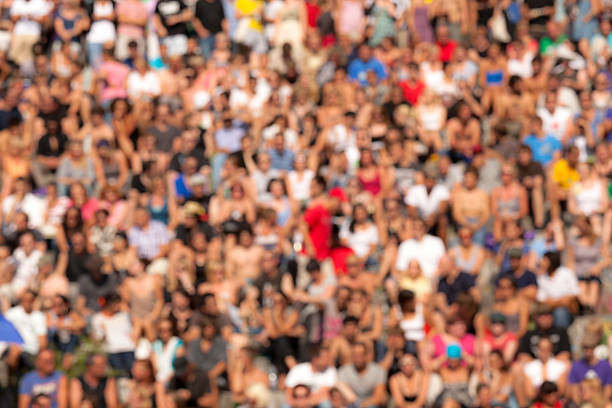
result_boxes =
[198,35,216,59]
[108,351,135,375]
[87,42,104,69]
[211,153,227,190]
[553,306,573,329]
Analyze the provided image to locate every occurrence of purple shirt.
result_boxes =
[568,359,612,384]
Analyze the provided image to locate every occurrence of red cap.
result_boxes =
[328,187,348,202]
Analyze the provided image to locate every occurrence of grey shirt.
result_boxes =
[338,362,387,400]
[186,336,227,373]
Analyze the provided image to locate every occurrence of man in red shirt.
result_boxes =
[436,24,458,63]
[300,177,347,261]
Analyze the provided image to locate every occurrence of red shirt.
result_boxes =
[303,204,332,261]
[436,40,458,63]
[305,2,320,28]
[330,246,354,276]
[400,80,425,105]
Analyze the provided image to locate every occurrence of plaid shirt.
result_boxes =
[127,220,170,260]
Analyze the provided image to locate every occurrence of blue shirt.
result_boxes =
[174,174,193,200]
[19,370,63,408]
[523,134,562,165]
[268,148,295,171]
[347,58,388,86]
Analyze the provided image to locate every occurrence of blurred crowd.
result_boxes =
[1,0,612,407]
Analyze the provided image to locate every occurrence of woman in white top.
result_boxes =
[86,0,115,68]
[518,338,568,407]
[536,251,579,329]
[415,90,445,152]
[389,290,427,356]
[286,153,314,204]
[339,203,379,265]
[569,161,608,236]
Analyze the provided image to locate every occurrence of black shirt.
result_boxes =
[195,0,225,34]
[155,0,189,36]
[169,149,208,172]
[36,133,68,157]
[518,327,571,358]
[174,222,217,245]
[437,272,476,305]
[525,0,554,25]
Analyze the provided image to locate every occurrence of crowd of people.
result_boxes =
[0,0,612,407]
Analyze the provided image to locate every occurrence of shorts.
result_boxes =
[161,34,188,57]
[578,276,602,284]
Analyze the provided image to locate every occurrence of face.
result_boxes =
[158,320,174,342]
[36,350,56,376]
[351,344,367,368]
[88,355,107,378]
[448,320,467,338]
[407,260,421,279]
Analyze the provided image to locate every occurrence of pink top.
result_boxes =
[100,61,129,102]
[116,0,146,37]
[432,334,475,363]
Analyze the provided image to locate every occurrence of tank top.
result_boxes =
[79,376,108,408]
[454,246,479,274]
[574,180,603,215]
[497,196,520,217]
[571,237,602,278]
[288,170,314,201]
[396,304,425,342]
[358,172,382,195]
[420,107,443,131]
[152,337,183,383]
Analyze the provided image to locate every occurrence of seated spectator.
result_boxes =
[285,345,337,407]
[91,293,135,375]
[69,353,118,408]
[517,338,569,407]
[536,251,579,329]
[389,353,429,408]
[5,290,47,369]
[18,349,67,408]
[337,342,387,407]
[568,334,612,404]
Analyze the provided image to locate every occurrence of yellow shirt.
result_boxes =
[399,275,432,300]
[552,159,579,191]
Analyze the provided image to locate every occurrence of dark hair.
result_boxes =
[464,165,479,179]
[543,251,561,274]
[266,178,287,195]
[349,203,369,233]
[536,381,558,401]
[306,259,320,272]
[343,316,359,325]
[398,290,415,306]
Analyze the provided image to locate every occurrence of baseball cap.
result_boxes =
[447,344,462,360]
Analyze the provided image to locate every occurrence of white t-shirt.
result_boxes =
[91,311,136,353]
[127,71,161,99]
[10,0,51,36]
[405,184,450,218]
[2,193,45,228]
[339,222,379,258]
[537,106,573,141]
[396,235,446,279]
[10,248,42,293]
[5,306,46,355]
[285,362,338,391]
[524,358,567,388]
[536,266,580,302]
